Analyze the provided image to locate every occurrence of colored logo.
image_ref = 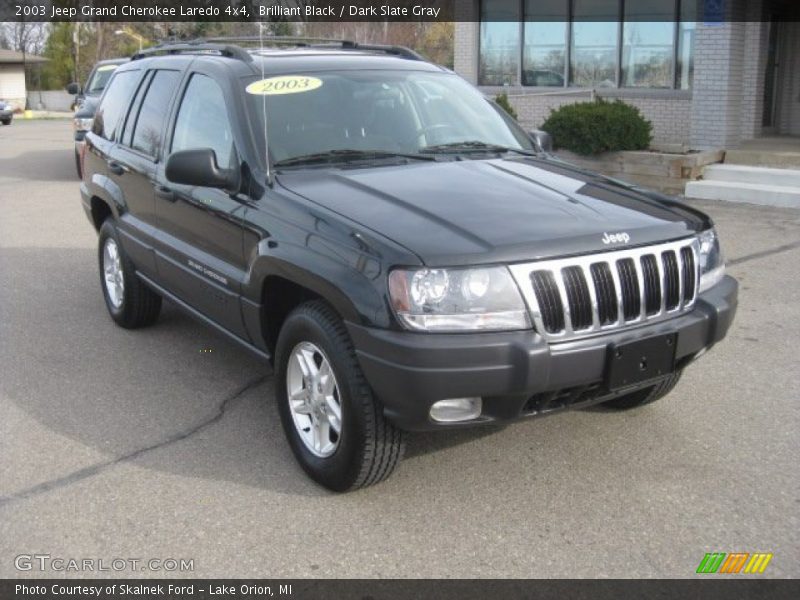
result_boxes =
[696,552,773,574]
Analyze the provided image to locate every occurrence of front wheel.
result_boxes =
[98,220,161,329]
[275,301,405,492]
[1,118,11,126]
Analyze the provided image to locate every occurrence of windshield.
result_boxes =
[85,64,120,95]
[246,70,535,165]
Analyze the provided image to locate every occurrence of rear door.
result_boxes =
[152,70,250,339]
[105,68,183,276]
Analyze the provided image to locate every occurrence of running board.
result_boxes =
[137,272,271,362]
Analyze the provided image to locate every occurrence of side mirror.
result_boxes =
[165,148,239,191]
[66,82,80,95]
[529,129,553,153]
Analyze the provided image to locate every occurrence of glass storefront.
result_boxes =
[479,0,695,90]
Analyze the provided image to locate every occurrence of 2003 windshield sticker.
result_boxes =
[246,76,323,96]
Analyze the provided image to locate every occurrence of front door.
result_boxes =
[153,72,250,339]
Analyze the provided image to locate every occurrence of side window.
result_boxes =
[92,70,139,142]
[171,74,234,168]
[129,70,181,158]
[120,71,152,147]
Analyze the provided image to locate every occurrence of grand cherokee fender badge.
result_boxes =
[188,259,228,285]
[602,231,631,245]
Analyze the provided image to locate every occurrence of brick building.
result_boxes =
[454,0,800,150]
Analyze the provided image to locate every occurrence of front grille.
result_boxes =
[509,238,700,341]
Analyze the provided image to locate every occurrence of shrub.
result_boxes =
[494,93,517,120]
[541,99,653,155]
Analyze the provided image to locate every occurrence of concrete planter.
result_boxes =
[554,149,724,195]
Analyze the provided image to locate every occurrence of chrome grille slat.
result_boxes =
[676,247,685,310]
[509,238,700,342]
[635,255,647,320]
[552,269,574,334]
[656,250,667,313]
[607,259,626,327]
[680,246,696,305]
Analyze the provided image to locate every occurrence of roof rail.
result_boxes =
[337,41,424,61]
[131,41,252,62]
[200,36,349,46]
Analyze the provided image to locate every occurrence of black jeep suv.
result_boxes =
[80,40,737,491]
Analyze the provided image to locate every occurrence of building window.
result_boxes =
[479,0,521,85]
[522,0,567,87]
[621,0,676,88]
[478,0,695,90]
[571,0,619,88]
[677,0,697,90]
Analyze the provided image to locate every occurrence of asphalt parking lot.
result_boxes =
[1,120,798,578]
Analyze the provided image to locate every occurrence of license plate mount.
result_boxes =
[606,333,677,391]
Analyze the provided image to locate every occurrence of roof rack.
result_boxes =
[130,37,425,64]
[131,41,252,62]
[201,36,425,61]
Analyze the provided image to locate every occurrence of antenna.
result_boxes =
[258,23,274,187]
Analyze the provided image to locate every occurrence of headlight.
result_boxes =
[697,228,725,293]
[73,117,93,132]
[388,266,531,332]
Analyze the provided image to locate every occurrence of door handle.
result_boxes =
[155,185,176,202]
[107,160,127,176]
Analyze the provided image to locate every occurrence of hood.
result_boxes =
[276,156,709,266]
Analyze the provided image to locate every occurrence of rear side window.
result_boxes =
[92,70,139,142]
[171,74,234,168]
[129,70,181,158]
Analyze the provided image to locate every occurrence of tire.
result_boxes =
[275,300,405,492]
[1,119,10,126]
[98,220,161,329]
[602,369,683,410]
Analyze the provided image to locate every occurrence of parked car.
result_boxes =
[0,100,13,125]
[67,58,127,177]
[80,40,737,492]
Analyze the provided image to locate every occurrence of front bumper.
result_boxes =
[349,275,737,431]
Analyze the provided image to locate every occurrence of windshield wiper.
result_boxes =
[274,149,436,168]
[420,141,538,157]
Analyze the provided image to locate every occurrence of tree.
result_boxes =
[40,23,74,89]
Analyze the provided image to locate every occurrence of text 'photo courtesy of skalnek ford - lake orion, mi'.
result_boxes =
[1,0,799,596]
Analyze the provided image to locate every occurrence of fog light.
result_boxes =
[429,397,482,423]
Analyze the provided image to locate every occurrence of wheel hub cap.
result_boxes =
[102,238,124,309]
[286,342,342,458]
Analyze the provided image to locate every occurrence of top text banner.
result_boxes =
[4,0,794,23]
[6,0,457,22]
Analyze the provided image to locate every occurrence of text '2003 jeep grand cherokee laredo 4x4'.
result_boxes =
[80,39,737,492]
